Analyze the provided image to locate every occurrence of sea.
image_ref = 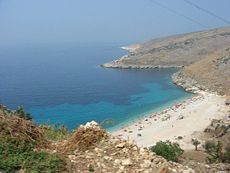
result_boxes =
[0,43,192,130]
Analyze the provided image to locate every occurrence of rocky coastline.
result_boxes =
[171,71,207,94]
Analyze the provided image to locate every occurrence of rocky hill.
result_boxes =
[102,27,230,96]
[102,27,230,69]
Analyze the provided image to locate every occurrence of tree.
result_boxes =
[150,140,184,162]
[191,139,201,151]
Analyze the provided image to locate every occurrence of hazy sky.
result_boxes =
[0,0,229,46]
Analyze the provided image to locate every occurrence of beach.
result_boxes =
[112,92,229,150]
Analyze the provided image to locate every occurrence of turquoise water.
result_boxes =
[0,43,192,130]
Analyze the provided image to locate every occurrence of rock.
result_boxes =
[141,160,152,168]
[121,159,133,166]
[103,156,111,161]
[132,146,138,151]
[115,142,126,148]
[94,147,102,153]
[114,159,121,165]
[183,168,195,173]
[68,155,77,161]
[139,148,146,153]
[170,168,177,173]
[122,148,129,153]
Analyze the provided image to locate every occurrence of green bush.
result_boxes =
[203,140,217,153]
[203,140,228,163]
[225,146,230,162]
[15,106,32,120]
[150,140,184,162]
[0,137,66,173]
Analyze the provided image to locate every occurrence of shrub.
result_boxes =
[40,124,69,142]
[0,137,66,173]
[224,144,230,162]
[88,164,95,172]
[150,140,184,162]
[204,140,226,163]
[15,106,32,120]
[203,140,217,153]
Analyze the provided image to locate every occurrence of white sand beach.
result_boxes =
[112,92,229,150]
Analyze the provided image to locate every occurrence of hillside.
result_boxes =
[103,27,230,68]
[172,48,230,95]
[102,27,230,96]
[0,106,193,173]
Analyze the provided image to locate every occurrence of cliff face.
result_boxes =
[103,27,230,69]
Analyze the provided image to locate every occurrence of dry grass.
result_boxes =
[62,125,108,153]
[0,114,48,147]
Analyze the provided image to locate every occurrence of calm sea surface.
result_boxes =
[0,43,192,130]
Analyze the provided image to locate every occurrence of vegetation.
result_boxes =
[0,106,69,173]
[88,164,95,172]
[40,124,69,142]
[150,140,184,162]
[0,137,66,173]
[203,140,230,163]
[203,140,217,153]
[15,106,32,120]
[191,139,201,151]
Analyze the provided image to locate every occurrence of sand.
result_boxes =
[112,92,229,150]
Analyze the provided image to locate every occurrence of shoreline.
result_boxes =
[111,91,228,150]
[104,43,229,150]
[108,93,192,132]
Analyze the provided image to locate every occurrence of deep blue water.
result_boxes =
[0,43,192,130]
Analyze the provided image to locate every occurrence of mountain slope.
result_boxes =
[102,27,230,68]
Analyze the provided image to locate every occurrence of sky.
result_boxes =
[0,0,230,46]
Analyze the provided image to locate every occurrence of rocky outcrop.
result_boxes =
[184,160,230,173]
[63,122,194,173]
[171,71,206,93]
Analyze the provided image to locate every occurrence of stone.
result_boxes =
[141,160,152,168]
[103,156,110,161]
[94,147,103,153]
[68,155,77,161]
[122,148,129,153]
[121,159,133,166]
[183,168,195,173]
[119,166,125,170]
[114,159,121,165]
[115,142,126,148]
